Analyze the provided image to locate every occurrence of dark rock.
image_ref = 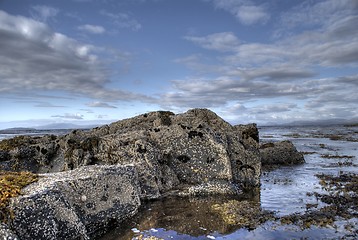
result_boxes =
[260,140,305,165]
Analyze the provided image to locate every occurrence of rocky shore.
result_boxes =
[0,109,304,239]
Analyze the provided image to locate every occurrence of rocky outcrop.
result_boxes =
[260,140,305,166]
[0,109,261,197]
[7,164,140,240]
[0,109,263,239]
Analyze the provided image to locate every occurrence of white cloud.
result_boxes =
[96,114,108,119]
[86,101,117,108]
[235,5,270,25]
[30,5,59,23]
[208,0,270,25]
[184,32,240,52]
[78,24,106,34]
[34,102,65,108]
[51,113,84,120]
[100,10,141,31]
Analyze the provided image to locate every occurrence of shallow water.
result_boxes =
[99,125,358,239]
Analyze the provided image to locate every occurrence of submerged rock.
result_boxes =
[211,200,275,229]
[260,140,305,166]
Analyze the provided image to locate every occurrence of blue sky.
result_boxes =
[0,0,357,129]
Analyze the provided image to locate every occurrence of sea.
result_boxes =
[1,125,357,239]
[0,129,73,141]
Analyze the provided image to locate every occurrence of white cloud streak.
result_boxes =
[78,24,106,34]
[30,5,59,23]
[208,0,270,25]
[184,32,240,52]
[86,101,117,108]
[100,10,141,31]
[51,113,84,120]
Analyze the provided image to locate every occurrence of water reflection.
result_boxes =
[104,192,263,240]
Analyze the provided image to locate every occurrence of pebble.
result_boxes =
[131,228,141,233]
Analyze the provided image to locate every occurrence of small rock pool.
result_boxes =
[100,125,358,240]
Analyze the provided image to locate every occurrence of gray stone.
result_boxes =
[8,165,140,240]
[0,223,19,240]
[260,140,305,165]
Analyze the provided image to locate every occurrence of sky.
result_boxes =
[0,0,357,129]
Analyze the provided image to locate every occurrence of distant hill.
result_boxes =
[278,118,358,127]
[262,117,358,127]
[0,127,37,134]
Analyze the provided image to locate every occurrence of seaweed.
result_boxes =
[0,171,38,222]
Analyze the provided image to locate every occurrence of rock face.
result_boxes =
[0,109,261,198]
[260,140,305,166]
[8,165,140,240]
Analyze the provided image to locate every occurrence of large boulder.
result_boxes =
[0,109,261,197]
[7,165,140,240]
[260,140,305,166]
[62,109,261,196]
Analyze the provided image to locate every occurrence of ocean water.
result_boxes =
[0,129,73,141]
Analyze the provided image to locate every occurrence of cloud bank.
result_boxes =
[0,10,150,103]
[170,0,358,123]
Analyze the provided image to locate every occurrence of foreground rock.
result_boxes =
[260,140,305,166]
[0,109,261,198]
[0,223,19,240]
[8,165,140,240]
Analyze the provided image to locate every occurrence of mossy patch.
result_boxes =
[211,200,275,229]
[0,171,38,222]
[0,136,35,151]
